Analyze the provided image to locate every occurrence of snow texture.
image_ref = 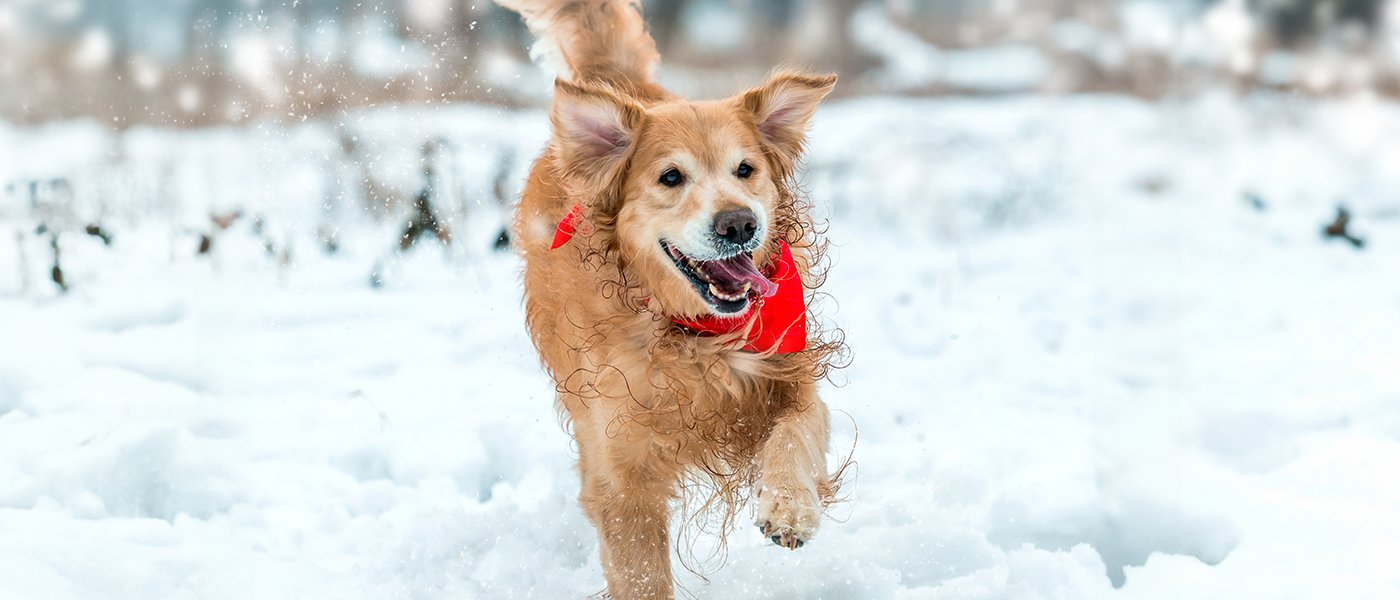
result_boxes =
[851,4,1050,93]
[3,92,1400,599]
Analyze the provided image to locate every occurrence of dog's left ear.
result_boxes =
[740,72,837,169]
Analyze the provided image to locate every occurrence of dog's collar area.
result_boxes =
[551,203,806,354]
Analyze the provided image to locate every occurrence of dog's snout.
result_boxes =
[714,209,758,246]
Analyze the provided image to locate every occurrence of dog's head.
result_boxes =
[549,72,835,317]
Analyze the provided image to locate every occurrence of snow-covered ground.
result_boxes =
[2,92,1399,599]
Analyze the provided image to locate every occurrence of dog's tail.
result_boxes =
[496,0,660,88]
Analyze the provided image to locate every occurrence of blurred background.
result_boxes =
[3,0,1397,286]
[2,0,1398,126]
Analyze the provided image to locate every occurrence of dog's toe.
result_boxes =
[768,530,806,550]
[756,506,815,550]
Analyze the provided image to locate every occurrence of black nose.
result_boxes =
[714,209,758,246]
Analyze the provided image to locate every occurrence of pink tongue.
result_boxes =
[704,255,778,298]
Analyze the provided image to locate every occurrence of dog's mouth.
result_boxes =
[661,241,778,315]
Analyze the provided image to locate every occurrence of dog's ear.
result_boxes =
[740,72,836,171]
[549,79,644,189]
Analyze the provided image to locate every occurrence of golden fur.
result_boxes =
[496,1,845,597]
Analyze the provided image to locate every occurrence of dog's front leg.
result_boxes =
[578,435,677,600]
[754,380,831,549]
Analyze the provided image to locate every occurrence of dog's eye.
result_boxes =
[736,162,754,179]
[659,168,684,188]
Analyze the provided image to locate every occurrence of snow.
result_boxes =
[851,4,1049,93]
[3,91,1400,599]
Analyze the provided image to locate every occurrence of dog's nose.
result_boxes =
[714,209,758,246]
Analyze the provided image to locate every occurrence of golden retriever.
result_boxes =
[495,1,844,597]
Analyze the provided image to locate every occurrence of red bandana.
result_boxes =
[551,204,806,354]
[550,203,588,250]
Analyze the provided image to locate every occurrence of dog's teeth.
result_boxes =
[709,283,747,301]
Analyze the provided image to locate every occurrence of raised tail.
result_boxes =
[496,0,660,89]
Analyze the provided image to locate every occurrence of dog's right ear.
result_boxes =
[740,72,836,175]
[549,79,643,189]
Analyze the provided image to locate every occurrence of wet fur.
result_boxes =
[498,1,846,598]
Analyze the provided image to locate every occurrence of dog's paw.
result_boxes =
[754,489,820,550]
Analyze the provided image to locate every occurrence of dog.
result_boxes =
[496,1,844,597]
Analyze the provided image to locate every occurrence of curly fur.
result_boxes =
[497,1,849,598]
